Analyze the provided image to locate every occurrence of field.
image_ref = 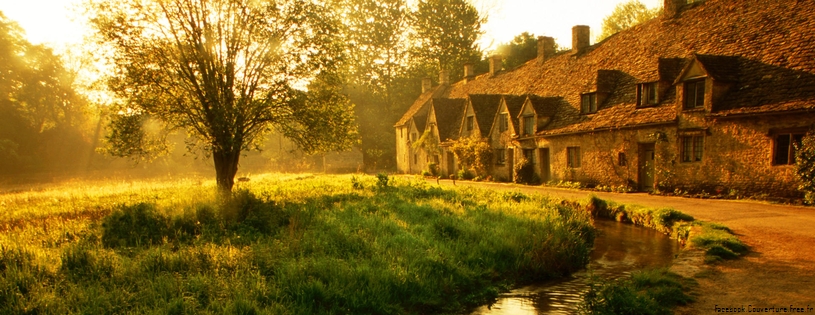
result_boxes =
[0,173,596,314]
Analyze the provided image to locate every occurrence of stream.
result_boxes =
[471,219,680,314]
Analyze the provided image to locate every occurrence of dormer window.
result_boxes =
[466,116,474,131]
[498,113,508,132]
[523,115,535,136]
[637,82,658,107]
[684,79,705,109]
[581,93,597,114]
[411,133,416,142]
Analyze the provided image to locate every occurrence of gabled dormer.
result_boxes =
[674,54,738,112]
[580,70,618,114]
[488,95,525,143]
[518,96,560,137]
[460,94,503,139]
[636,58,685,108]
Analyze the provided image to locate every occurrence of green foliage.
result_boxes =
[494,32,556,69]
[691,222,748,262]
[579,269,694,315]
[89,0,356,191]
[411,0,484,80]
[514,156,540,184]
[0,174,597,314]
[597,0,661,42]
[376,173,390,189]
[450,137,492,178]
[102,203,172,247]
[795,133,815,203]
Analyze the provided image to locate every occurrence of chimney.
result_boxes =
[663,0,685,19]
[489,54,503,76]
[464,63,474,82]
[537,36,556,64]
[572,25,591,53]
[439,69,450,86]
[421,77,432,93]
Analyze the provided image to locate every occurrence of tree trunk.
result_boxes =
[213,147,241,193]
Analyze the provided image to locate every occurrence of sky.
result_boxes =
[0,0,663,53]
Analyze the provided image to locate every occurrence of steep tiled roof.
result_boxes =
[502,95,526,134]
[431,98,466,142]
[431,0,815,133]
[468,94,503,136]
[394,84,446,127]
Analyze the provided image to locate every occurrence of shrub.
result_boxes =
[376,173,389,189]
[795,132,815,203]
[457,169,474,180]
[513,156,539,184]
[579,269,693,315]
[102,203,168,247]
[221,189,288,235]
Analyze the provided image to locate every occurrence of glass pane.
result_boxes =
[682,136,692,162]
[647,83,657,103]
[775,134,791,165]
[694,136,703,161]
[695,81,705,107]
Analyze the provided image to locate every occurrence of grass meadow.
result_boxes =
[0,173,596,314]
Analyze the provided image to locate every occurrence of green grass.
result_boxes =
[0,173,595,314]
[578,268,695,315]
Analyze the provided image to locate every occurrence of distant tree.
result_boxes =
[494,32,560,70]
[0,11,93,174]
[597,0,661,42]
[88,0,357,192]
[411,0,484,80]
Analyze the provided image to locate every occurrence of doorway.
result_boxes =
[539,148,550,182]
[638,143,655,191]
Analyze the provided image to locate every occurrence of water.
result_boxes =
[471,219,680,315]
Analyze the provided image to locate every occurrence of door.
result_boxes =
[507,149,515,182]
[639,143,655,191]
[446,152,455,177]
[539,148,550,182]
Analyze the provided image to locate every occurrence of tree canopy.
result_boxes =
[597,0,661,42]
[411,0,484,80]
[88,0,357,192]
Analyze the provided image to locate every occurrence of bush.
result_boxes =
[457,169,474,180]
[221,189,288,235]
[795,132,815,203]
[513,157,539,184]
[102,203,169,247]
[579,269,693,315]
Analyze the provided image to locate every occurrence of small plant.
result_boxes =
[102,203,169,247]
[351,176,364,190]
[578,269,694,315]
[376,173,389,189]
[795,132,815,203]
[457,169,474,180]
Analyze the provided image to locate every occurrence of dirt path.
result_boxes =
[418,178,815,314]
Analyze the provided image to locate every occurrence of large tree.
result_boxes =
[411,0,484,80]
[89,0,357,192]
[597,0,661,42]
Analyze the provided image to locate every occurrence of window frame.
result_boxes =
[581,93,597,114]
[567,147,581,168]
[773,133,805,165]
[495,149,506,165]
[523,115,535,136]
[683,79,706,110]
[637,82,658,107]
[466,116,474,131]
[680,135,704,163]
[498,113,508,132]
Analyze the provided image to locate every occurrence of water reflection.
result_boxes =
[472,219,680,314]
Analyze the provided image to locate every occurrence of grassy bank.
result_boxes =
[581,195,747,263]
[0,174,595,314]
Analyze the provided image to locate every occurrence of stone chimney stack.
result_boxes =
[537,36,556,64]
[439,69,450,86]
[464,63,475,82]
[489,54,503,76]
[421,77,432,93]
[572,25,591,53]
[663,0,685,19]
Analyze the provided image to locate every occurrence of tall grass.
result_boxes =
[0,174,595,314]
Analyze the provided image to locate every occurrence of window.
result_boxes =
[618,152,627,166]
[413,153,418,164]
[523,115,535,136]
[498,113,508,132]
[684,79,705,109]
[466,116,474,131]
[637,82,658,106]
[495,149,506,165]
[567,147,581,168]
[680,135,704,162]
[774,133,804,165]
[523,149,535,165]
[410,133,416,142]
[581,93,597,114]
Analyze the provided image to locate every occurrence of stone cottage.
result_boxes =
[394,0,815,197]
